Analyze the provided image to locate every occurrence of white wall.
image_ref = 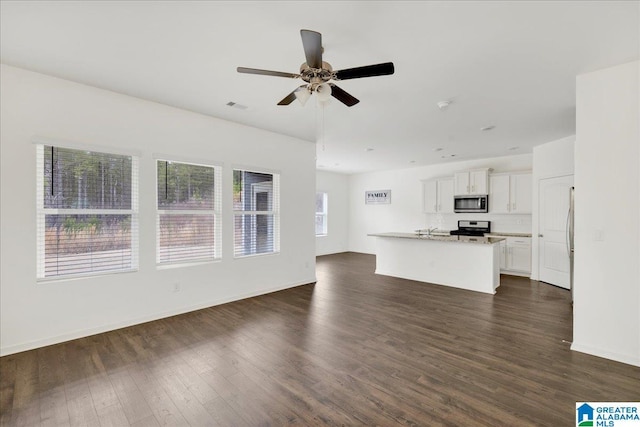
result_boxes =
[0,65,317,356]
[531,135,575,280]
[316,171,349,256]
[348,154,533,254]
[573,60,639,367]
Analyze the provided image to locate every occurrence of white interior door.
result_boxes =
[538,175,573,289]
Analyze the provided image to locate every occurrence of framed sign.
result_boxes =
[365,189,391,205]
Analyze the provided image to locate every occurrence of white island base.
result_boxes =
[371,233,501,294]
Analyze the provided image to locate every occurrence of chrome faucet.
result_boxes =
[415,227,439,236]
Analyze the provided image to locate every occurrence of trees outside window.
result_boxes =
[157,160,220,264]
[37,145,138,279]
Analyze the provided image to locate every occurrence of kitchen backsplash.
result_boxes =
[425,213,532,234]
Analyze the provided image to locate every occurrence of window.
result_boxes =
[157,160,221,264]
[233,169,279,257]
[316,192,328,236]
[36,145,138,279]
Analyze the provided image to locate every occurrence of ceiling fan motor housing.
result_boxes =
[300,61,334,87]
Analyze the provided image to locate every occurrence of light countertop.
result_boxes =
[485,232,532,238]
[369,232,505,245]
[415,229,532,238]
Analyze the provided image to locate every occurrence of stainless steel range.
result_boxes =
[449,220,491,237]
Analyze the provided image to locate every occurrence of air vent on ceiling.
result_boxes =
[226,101,248,110]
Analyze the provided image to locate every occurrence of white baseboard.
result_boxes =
[571,341,640,367]
[0,279,316,357]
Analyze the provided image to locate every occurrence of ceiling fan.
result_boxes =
[237,29,395,107]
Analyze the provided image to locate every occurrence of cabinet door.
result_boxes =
[509,245,532,272]
[499,240,507,270]
[423,180,438,213]
[489,174,510,213]
[506,237,532,273]
[454,172,470,195]
[510,173,532,213]
[437,178,454,213]
[470,170,488,194]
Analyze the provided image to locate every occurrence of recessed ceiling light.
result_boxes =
[480,125,495,131]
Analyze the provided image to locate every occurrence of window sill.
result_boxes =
[37,268,139,284]
[157,258,221,270]
[233,251,280,260]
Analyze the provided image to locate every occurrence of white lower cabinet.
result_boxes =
[497,236,531,276]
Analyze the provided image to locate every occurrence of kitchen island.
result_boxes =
[368,232,504,294]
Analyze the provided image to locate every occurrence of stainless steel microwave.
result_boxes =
[454,195,488,213]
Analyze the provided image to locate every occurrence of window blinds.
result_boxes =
[233,170,280,257]
[157,160,221,264]
[36,145,138,279]
[315,192,328,236]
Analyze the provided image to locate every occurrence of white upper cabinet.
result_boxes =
[489,172,532,214]
[438,178,454,213]
[454,169,488,195]
[423,178,454,213]
[510,173,532,214]
[489,174,510,213]
[423,180,438,213]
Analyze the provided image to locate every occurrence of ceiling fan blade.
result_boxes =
[237,67,299,79]
[300,29,322,69]
[329,84,360,107]
[334,62,395,80]
[277,85,308,106]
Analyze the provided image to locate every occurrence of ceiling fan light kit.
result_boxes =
[238,29,394,107]
[293,87,311,106]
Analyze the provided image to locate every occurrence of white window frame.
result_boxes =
[156,159,222,265]
[233,169,280,258]
[316,192,328,236]
[36,144,139,280]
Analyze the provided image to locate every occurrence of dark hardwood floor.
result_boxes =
[1,252,639,426]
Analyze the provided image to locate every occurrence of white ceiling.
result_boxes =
[1,1,638,173]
